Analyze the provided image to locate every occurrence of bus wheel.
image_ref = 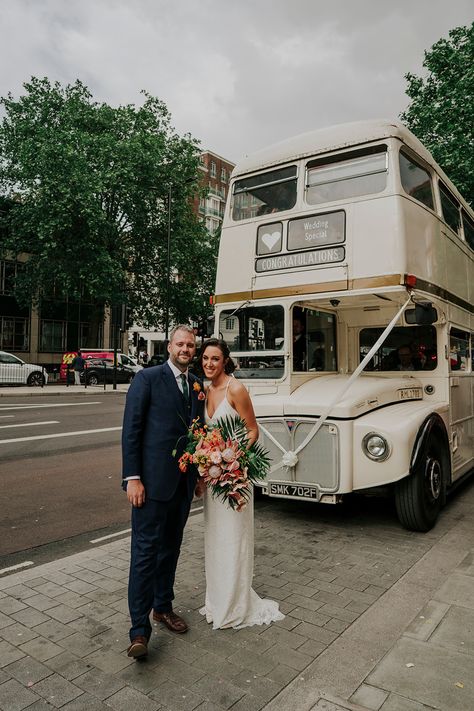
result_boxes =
[395,438,445,532]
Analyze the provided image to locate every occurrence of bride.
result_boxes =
[197,338,284,629]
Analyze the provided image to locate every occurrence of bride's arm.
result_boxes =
[229,381,259,447]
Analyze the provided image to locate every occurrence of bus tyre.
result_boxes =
[27,372,44,386]
[395,438,446,532]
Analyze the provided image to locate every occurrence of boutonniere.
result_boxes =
[193,382,206,400]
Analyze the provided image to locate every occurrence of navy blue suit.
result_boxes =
[122,362,204,641]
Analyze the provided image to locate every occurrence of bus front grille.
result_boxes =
[258,419,339,491]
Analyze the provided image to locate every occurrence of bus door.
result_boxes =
[448,328,473,478]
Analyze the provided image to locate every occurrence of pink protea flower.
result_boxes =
[209,449,222,465]
[208,465,222,479]
[221,447,236,463]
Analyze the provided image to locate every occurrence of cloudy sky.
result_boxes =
[1,0,472,164]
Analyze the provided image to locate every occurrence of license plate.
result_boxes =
[268,482,319,500]
[398,387,422,400]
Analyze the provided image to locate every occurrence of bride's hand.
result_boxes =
[195,478,206,498]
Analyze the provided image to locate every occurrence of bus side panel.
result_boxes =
[352,402,449,490]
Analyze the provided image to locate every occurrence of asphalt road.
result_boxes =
[0,394,129,565]
[0,393,203,571]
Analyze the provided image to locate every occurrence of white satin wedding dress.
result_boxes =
[200,386,284,629]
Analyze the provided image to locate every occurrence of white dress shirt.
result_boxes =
[124,359,189,482]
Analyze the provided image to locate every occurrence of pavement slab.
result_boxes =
[0,479,473,711]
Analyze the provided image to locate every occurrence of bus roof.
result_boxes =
[233,119,434,178]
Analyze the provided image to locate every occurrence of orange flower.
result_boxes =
[193,382,201,392]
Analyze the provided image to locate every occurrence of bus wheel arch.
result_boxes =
[395,414,450,532]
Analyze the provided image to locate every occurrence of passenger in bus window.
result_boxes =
[310,331,325,371]
[293,312,306,371]
[396,345,416,371]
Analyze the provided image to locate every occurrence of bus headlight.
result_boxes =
[362,433,391,461]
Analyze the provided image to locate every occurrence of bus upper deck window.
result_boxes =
[306,145,387,205]
[232,166,297,221]
[439,182,461,235]
[461,210,474,250]
[399,151,434,209]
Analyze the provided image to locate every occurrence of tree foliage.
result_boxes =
[0,77,215,329]
[401,23,474,207]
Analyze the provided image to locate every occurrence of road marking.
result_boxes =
[0,402,102,411]
[0,426,122,444]
[0,420,59,430]
[190,506,204,516]
[90,529,131,543]
[0,415,15,419]
[0,561,34,576]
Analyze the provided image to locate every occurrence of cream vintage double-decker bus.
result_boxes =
[211,120,474,531]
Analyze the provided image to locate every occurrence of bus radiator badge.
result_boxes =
[285,420,296,432]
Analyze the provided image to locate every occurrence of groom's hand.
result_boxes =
[127,480,146,507]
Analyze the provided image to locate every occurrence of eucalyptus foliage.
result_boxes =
[401,23,474,207]
[0,77,216,328]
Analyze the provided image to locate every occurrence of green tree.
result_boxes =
[400,23,474,207]
[0,77,214,337]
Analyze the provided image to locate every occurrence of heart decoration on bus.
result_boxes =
[261,231,281,251]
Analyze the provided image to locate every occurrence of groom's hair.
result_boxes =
[169,324,195,342]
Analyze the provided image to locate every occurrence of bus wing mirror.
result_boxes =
[414,302,437,325]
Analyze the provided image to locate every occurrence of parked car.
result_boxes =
[81,359,135,386]
[60,350,142,381]
[0,351,48,386]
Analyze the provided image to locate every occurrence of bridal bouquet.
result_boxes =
[177,416,270,511]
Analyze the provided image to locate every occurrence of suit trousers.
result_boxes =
[128,475,192,641]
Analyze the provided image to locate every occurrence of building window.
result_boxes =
[225,318,235,330]
[221,167,227,183]
[210,161,217,178]
[40,320,65,352]
[0,316,29,351]
[0,260,19,295]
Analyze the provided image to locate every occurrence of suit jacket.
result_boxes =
[121,362,204,501]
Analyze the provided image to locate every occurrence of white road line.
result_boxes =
[0,561,34,575]
[190,506,204,516]
[0,415,15,419]
[0,426,122,444]
[90,529,131,543]
[0,402,102,411]
[0,420,59,430]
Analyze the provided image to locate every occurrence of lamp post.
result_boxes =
[165,184,172,341]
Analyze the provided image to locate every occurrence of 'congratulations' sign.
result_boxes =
[255,246,345,272]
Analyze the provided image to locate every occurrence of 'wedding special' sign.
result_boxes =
[288,211,345,250]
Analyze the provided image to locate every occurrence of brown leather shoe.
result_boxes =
[127,635,148,658]
[153,610,188,634]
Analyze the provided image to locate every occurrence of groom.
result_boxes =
[121,324,205,659]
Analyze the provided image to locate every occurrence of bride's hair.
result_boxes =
[199,338,236,374]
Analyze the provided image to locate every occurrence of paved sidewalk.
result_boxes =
[0,482,473,711]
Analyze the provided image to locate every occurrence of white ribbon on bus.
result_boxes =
[259,295,413,474]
